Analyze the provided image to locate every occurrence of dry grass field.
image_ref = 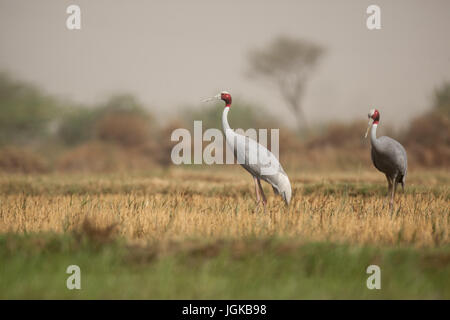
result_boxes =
[0,167,448,246]
[0,166,449,299]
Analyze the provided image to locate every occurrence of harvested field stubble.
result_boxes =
[0,167,448,247]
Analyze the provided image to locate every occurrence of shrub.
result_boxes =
[57,106,99,146]
[152,120,186,168]
[0,73,61,146]
[404,112,450,167]
[0,146,49,173]
[306,121,368,150]
[56,141,156,173]
[95,113,151,148]
[432,82,450,118]
[56,141,127,172]
[57,94,154,147]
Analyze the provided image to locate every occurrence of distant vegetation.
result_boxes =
[247,36,325,130]
[0,73,448,173]
[402,82,450,167]
[0,73,61,146]
[0,73,448,300]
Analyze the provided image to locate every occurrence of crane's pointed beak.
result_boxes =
[202,94,221,103]
[364,119,373,138]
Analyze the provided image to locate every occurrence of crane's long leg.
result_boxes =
[389,174,398,210]
[257,178,267,213]
[400,175,405,192]
[253,176,261,204]
[383,175,394,210]
[390,180,397,210]
[385,174,393,200]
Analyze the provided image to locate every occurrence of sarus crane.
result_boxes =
[204,91,292,210]
[365,108,407,209]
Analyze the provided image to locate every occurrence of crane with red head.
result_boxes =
[204,91,292,210]
[365,108,407,209]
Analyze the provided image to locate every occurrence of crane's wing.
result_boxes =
[226,131,292,205]
[371,147,383,173]
[372,136,408,183]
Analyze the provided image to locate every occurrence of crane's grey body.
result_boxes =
[223,106,292,206]
[370,135,407,188]
[368,118,407,208]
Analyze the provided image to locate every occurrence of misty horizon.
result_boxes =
[1,0,449,129]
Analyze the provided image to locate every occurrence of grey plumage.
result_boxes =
[367,109,407,208]
[230,133,292,206]
[371,136,407,190]
[204,91,292,209]
[214,91,292,209]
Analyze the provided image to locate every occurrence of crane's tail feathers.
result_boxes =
[278,174,292,206]
[268,172,291,206]
[282,192,290,206]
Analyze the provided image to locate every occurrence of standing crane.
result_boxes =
[204,91,292,210]
[365,109,407,209]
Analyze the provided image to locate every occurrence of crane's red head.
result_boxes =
[203,91,232,106]
[220,91,232,107]
[368,109,380,124]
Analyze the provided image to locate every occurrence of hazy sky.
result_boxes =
[1,0,449,128]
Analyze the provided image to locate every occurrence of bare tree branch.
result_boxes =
[247,36,324,131]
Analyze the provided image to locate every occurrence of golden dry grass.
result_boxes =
[0,167,448,247]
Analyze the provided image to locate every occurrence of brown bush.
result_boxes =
[57,141,156,173]
[306,121,368,150]
[277,127,303,155]
[153,120,188,168]
[0,146,49,173]
[279,121,371,170]
[404,112,450,167]
[57,141,128,172]
[95,113,150,148]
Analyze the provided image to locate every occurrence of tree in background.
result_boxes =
[97,94,149,116]
[404,81,450,167]
[57,106,99,146]
[432,81,450,118]
[0,73,61,146]
[94,94,153,148]
[58,94,153,147]
[247,36,324,131]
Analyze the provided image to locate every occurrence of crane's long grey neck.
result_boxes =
[370,123,379,149]
[222,106,232,133]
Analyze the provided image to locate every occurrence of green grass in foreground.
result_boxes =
[0,233,449,299]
